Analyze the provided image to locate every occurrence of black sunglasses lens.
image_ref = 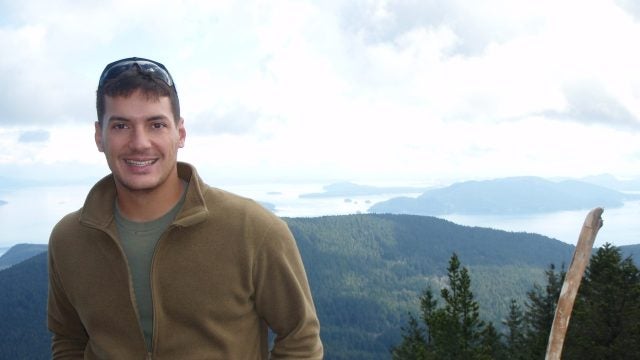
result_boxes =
[99,60,173,87]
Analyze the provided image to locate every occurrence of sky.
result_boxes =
[1,0,640,187]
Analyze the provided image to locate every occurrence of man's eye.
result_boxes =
[113,123,128,130]
[152,123,167,129]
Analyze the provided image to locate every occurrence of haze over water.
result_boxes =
[0,183,638,249]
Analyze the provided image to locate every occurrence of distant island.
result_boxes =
[299,181,430,198]
[580,174,640,192]
[369,176,640,216]
[0,200,6,206]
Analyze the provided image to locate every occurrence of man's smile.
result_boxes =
[124,158,158,167]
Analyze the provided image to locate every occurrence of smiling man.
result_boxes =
[47,57,323,359]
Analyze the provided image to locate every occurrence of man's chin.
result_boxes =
[115,176,160,193]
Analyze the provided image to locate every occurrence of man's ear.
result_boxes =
[178,117,186,148]
[95,121,105,152]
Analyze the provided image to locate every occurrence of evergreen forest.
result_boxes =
[392,244,640,359]
[0,214,639,359]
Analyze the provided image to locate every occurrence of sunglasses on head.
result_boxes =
[98,57,175,88]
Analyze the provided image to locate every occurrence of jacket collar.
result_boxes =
[79,162,209,230]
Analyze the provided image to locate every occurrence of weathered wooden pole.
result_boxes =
[544,207,603,360]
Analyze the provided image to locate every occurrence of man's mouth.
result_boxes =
[125,159,157,167]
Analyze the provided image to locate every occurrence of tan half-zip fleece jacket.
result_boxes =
[47,162,323,359]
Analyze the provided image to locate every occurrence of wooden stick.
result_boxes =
[544,207,603,360]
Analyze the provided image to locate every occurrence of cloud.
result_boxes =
[542,81,640,131]
[616,0,640,21]
[1,0,640,184]
[338,0,449,43]
[18,129,50,143]
[0,23,95,125]
[336,0,544,56]
[188,107,260,136]
[0,0,236,126]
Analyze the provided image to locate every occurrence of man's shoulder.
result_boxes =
[199,186,293,246]
[203,185,275,218]
[48,208,88,250]
[52,208,83,232]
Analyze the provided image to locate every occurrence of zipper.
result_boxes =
[148,225,176,356]
[87,224,150,355]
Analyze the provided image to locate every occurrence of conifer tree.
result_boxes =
[419,287,438,348]
[503,299,526,360]
[563,243,640,359]
[435,253,485,358]
[392,253,492,359]
[477,322,507,360]
[392,314,429,360]
[522,264,564,359]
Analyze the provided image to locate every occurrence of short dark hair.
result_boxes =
[96,58,180,124]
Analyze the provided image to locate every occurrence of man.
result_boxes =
[47,57,323,359]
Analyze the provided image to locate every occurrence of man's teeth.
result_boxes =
[126,159,155,166]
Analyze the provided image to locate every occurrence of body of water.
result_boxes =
[441,201,640,248]
[0,184,93,248]
[0,183,638,249]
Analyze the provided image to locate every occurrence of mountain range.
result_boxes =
[0,243,47,271]
[0,251,49,359]
[1,174,639,358]
[2,214,638,359]
[369,176,639,215]
[580,173,640,192]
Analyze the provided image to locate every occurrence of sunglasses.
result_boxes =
[98,57,175,88]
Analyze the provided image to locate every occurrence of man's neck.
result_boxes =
[115,176,186,222]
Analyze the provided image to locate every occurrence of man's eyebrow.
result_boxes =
[107,116,130,123]
[106,115,169,123]
[147,115,170,121]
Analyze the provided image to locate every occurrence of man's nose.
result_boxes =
[129,127,152,150]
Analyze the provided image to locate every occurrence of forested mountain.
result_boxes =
[621,244,640,260]
[287,214,575,358]
[369,176,638,215]
[0,214,609,359]
[0,252,49,359]
[393,245,640,359]
[0,243,47,270]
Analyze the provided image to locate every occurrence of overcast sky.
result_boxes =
[1,0,640,187]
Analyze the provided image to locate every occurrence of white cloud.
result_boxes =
[0,0,639,185]
[18,129,49,143]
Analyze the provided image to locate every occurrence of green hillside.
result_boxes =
[0,214,583,359]
[287,214,575,359]
[0,243,47,270]
[0,252,49,359]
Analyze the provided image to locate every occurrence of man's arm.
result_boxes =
[48,247,88,359]
[253,219,323,359]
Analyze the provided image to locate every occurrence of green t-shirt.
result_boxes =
[115,187,187,351]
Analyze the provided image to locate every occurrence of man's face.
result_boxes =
[95,90,186,194]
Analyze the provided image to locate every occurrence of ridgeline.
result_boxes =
[2,213,632,359]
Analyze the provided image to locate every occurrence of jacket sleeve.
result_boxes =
[48,244,88,359]
[253,218,323,359]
